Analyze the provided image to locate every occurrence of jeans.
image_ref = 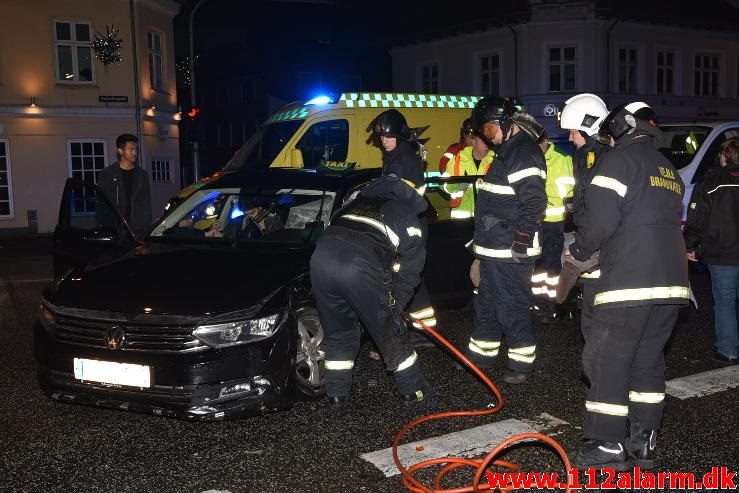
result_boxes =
[707,264,739,359]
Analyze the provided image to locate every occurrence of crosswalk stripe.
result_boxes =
[665,365,739,400]
[360,418,536,477]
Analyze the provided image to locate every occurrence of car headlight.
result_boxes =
[193,311,285,348]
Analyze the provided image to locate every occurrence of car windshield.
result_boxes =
[656,125,712,170]
[149,185,335,247]
[223,120,305,171]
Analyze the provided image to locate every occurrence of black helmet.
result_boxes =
[460,118,474,138]
[511,112,546,142]
[471,96,515,132]
[599,102,657,141]
[366,109,409,140]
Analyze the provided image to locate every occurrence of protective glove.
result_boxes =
[511,231,531,263]
[469,259,481,287]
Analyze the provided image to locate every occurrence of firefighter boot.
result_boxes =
[627,424,657,469]
[568,440,632,471]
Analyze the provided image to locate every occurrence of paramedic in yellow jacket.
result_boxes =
[531,129,575,322]
[441,132,495,218]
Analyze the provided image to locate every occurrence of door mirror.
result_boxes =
[82,226,119,242]
[289,148,304,168]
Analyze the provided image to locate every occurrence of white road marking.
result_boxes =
[361,418,537,478]
[666,365,739,399]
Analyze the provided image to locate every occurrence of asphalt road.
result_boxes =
[1,239,737,493]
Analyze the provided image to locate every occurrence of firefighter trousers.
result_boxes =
[582,304,680,443]
[470,259,536,373]
[310,239,427,398]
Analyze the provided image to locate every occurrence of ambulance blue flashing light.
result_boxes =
[305,95,333,106]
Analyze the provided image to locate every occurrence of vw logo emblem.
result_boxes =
[105,326,126,350]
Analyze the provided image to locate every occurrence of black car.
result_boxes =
[35,168,475,420]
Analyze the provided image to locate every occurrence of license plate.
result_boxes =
[73,358,151,388]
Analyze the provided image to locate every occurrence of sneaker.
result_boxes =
[502,370,529,384]
[627,425,657,469]
[712,350,738,365]
[569,440,632,471]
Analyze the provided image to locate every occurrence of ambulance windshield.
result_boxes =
[224,120,304,172]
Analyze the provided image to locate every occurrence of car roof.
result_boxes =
[203,167,382,191]
[659,121,739,128]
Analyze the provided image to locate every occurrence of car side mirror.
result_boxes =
[83,226,120,243]
[289,148,304,168]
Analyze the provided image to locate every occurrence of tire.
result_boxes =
[293,307,326,397]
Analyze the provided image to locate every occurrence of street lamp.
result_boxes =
[189,0,209,181]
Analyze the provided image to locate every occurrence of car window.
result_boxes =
[149,187,336,245]
[223,120,305,171]
[296,119,349,168]
[692,127,739,184]
[656,125,712,170]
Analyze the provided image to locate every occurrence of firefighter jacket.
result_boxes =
[684,163,739,266]
[472,130,547,263]
[572,138,610,228]
[382,140,425,189]
[320,175,427,309]
[542,144,575,223]
[569,133,690,309]
[442,146,494,218]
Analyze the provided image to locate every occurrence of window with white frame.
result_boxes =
[421,63,439,94]
[695,54,720,97]
[479,54,500,96]
[53,20,94,82]
[548,46,576,92]
[0,140,13,218]
[147,31,164,91]
[657,51,675,95]
[618,48,638,93]
[151,158,172,183]
[68,140,107,214]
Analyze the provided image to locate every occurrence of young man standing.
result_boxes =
[97,134,152,238]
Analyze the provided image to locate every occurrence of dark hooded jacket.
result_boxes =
[572,135,610,228]
[319,175,427,308]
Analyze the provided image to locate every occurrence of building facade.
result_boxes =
[0,0,181,235]
[390,1,739,141]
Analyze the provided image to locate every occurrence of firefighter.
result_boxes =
[441,130,495,218]
[464,96,547,384]
[367,109,436,336]
[439,118,476,174]
[566,103,690,470]
[310,174,430,411]
[555,94,611,333]
[531,129,575,322]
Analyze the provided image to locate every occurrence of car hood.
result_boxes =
[46,243,313,316]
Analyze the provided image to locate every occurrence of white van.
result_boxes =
[657,121,739,220]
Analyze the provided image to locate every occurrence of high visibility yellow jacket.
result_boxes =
[441,146,494,218]
[543,144,575,222]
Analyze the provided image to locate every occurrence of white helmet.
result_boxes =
[559,93,608,136]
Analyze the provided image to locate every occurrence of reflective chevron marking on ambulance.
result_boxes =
[339,93,481,109]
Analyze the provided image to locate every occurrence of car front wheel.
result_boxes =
[294,307,326,397]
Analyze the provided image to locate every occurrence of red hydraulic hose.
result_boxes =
[392,320,573,493]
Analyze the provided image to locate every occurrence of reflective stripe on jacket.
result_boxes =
[442,146,494,217]
[543,144,574,222]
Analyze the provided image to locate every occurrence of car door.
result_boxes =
[424,174,476,308]
[53,178,135,279]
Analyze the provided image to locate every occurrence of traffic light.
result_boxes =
[187,106,201,120]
